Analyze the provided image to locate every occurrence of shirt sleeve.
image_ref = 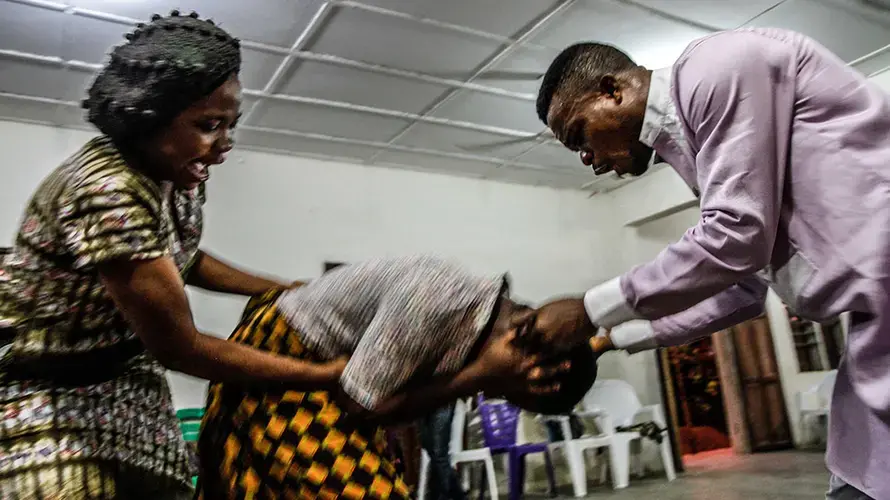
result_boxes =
[618,32,795,321]
[339,295,451,411]
[847,299,890,417]
[610,276,769,353]
[59,171,168,269]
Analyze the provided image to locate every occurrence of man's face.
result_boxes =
[547,75,652,177]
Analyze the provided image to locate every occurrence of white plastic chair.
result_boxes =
[418,398,498,500]
[583,379,676,489]
[537,408,615,497]
[798,370,837,446]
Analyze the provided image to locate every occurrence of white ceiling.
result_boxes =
[2,0,890,193]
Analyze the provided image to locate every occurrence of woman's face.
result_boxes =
[138,74,242,190]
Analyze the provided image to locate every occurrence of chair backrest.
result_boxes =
[815,370,838,405]
[477,396,520,449]
[582,379,642,427]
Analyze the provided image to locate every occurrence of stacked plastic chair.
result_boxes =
[176,408,204,488]
[476,396,557,500]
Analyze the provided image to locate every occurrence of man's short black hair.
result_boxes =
[536,42,637,125]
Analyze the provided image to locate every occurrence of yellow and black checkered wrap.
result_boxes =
[198,290,413,500]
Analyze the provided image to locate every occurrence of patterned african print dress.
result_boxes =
[198,290,413,500]
[0,136,202,499]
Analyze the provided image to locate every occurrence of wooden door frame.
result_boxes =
[655,350,685,472]
[656,330,756,461]
[729,316,794,452]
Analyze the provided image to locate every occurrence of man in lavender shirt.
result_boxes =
[530,28,890,499]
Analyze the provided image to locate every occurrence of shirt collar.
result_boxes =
[639,66,677,148]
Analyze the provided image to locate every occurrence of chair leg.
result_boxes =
[565,442,588,498]
[543,450,558,497]
[507,452,525,500]
[608,440,631,490]
[418,450,430,500]
[477,463,486,500]
[596,449,608,486]
[460,463,471,492]
[482,456,499,500]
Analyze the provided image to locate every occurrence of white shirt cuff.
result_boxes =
[583,276,643,329]
[608,321,658,354]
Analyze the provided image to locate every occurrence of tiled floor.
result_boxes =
[520,448,830,499]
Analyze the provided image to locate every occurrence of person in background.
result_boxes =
[0,11,346,499]
[198,256,598,499]
[419,403,466,500]
[530,27,890,500]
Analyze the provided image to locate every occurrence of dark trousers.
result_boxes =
[418,404,467,500]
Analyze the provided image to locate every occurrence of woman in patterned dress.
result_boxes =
[0,11,345,499]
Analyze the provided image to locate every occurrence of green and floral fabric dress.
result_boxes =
[0,136,203,499]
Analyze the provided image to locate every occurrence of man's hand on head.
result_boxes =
[589,329,616,355]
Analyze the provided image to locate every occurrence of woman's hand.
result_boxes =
[471,332,570,397]
[324,356,349,380]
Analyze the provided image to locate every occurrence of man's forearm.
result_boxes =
[346,363,488,426]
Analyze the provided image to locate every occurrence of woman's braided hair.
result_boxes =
[82,10,241,141]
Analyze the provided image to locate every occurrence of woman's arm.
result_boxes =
[100,255,336,388]
[338,331,563,425]
[186,250,304,296]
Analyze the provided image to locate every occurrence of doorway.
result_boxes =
[664,337,732,456]
[658,314,793,468]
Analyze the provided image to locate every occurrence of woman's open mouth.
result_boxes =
[185,161,209,183]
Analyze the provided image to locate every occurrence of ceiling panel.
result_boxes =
[308,6,503,77]
[352,0,559,37]
[429,91,542,134]
[0,93,70,126]
[746,0,890,62]
[236,129,379,161]
[68,0,327,47]
[374,151,499,178]
[62,12,129,64]
[281,60,449,114]
[515,143,587,172]
[480,46,559,94]
[529,0,708,69]
[240,49,285,91]
[391,122,536,158]
[630,0,786,29]
[249,99,412,142]
[0,1,65,56]
[0,58,90,101]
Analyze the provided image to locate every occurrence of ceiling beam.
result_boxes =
[365,0,577,164]
[239,2,335,125]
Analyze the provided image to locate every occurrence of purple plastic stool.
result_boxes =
[477,396,557,500]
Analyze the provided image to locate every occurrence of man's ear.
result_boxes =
[598,74,625,104]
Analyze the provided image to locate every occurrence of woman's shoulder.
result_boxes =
[61,136,158,197]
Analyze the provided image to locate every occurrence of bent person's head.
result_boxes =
[501,340,598,415]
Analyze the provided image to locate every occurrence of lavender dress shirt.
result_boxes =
[584,28,890,498]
